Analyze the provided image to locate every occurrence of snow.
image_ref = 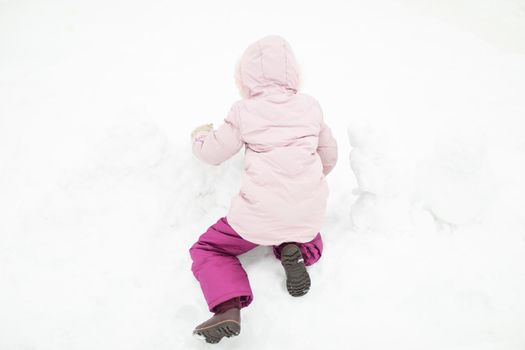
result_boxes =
[1,0,524,349]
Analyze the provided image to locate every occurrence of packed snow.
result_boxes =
[1,0,524,349]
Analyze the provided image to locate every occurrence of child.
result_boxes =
[189,35,338,344]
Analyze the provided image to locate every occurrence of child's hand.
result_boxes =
[191,123,214,140]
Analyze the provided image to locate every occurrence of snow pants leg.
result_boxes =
[272,232,323,266]
[189,216,324,312]
[189,217,258,312]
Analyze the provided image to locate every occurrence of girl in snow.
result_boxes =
[189,35,338,344]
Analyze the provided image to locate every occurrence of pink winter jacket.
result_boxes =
[192,35,338,245]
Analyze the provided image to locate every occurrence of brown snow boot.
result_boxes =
[281,244,311,297]
[193,297,241,344]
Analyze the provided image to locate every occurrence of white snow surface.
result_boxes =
[1,0,525,349]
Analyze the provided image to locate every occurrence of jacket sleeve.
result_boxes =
[314,99,338,176]
[318,120,338,175]
[192,103,244,166]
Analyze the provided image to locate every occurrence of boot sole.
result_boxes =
[281,244,311,297]
[193,320,240,344]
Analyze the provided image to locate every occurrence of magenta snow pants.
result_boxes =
[189,216,323,312]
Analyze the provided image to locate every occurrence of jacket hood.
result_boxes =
[236,35,300,99]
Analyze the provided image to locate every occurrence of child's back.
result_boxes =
[192,35,338,245]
